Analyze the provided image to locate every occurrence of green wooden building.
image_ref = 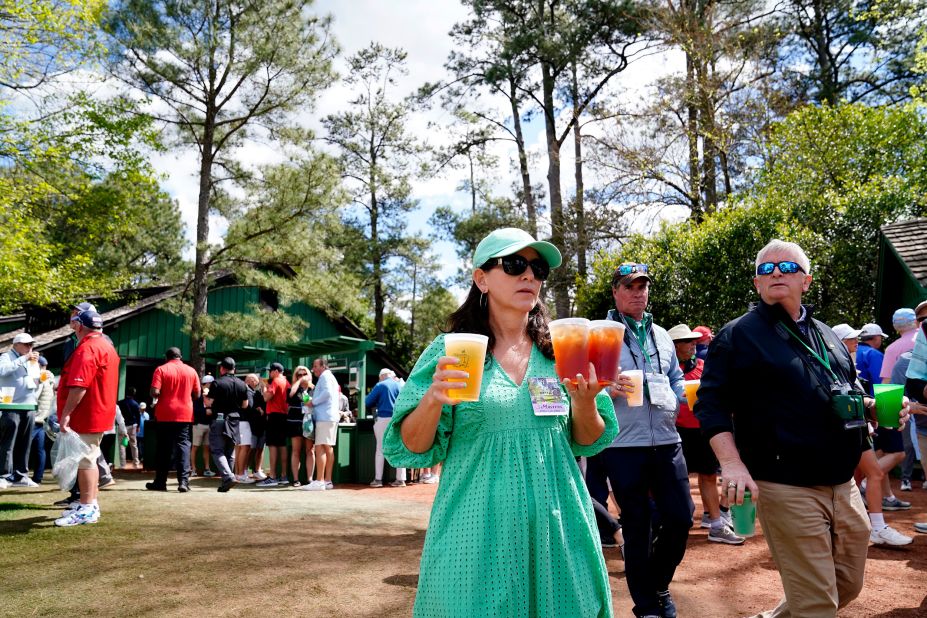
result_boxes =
[0,276,406,419]
[877,218,927,327]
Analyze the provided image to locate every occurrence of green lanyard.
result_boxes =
[780,322,839,383]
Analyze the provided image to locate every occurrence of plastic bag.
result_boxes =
[52,431,92,490]
[302,407,315,439]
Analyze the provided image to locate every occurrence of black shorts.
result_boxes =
[873,426,904,454]
[677,426,720,476]
[286,407,304,438]
[265,413,288,447]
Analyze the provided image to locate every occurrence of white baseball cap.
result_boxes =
[12,333,35,344]
[859,323,887,339]
[831,324,862,341]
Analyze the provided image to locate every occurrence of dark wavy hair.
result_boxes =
[444,281,554,361]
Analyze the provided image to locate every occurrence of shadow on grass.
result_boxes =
[0,502,51,511]
[383,573,419,588]
[342,531,426,547]
[0,515,50,535]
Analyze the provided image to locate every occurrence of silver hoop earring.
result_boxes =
[480,292,488,309]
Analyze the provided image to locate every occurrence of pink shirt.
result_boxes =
[880,330,918,381]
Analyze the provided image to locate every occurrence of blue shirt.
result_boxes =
[365,378,401,418]
[855,342,884,396]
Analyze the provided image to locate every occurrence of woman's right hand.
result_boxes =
[425,356,469,405]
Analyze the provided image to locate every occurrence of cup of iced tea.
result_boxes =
[444,333,489,402]
[589,320,625,385]
[623,370,644,407]
[549,318,591,384]
[0,387,14,404]
[683,380,700,410]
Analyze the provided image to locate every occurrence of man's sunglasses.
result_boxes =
[756,261,804,276]
[484,254,550,281]
[617,263,648,276]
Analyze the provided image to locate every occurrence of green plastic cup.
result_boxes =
[730,490,756,537]
[873,383,904,429]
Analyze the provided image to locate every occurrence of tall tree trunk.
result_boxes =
[541,60,569,318]
[190,119,215,376]
[468,150,476,212]
[409,261,417,342]
[370,145,384,342]
[571,62,587,280]
[508,71,536,237]
[811,0,836,105]
[685,47,702,221]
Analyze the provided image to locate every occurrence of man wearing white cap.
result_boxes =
[831,324,862,363]
[366,368,405,488]
[879,309,920,492]
[0,332,41,487]
[856,322,886,395]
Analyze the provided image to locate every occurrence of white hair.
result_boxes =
[755,239,811,274]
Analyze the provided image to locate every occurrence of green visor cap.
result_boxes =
[472,227,563,270]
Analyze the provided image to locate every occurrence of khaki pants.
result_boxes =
[753,479,870,618]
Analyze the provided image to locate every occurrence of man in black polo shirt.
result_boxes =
[696,239,909,617]
[204,357,248,493]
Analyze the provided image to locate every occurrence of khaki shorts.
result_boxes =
[192,423,210,446]
[77,433,103,470]
[314,421,338,446]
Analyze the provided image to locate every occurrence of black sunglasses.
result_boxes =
[756,261,804,276]
[484,254,550,281]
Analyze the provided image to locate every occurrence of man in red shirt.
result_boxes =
[147,347,200,492]
[668,324,743,546]
[55,310,120,527]
[256,362,289,487]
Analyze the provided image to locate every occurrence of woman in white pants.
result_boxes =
[367,369,405,487]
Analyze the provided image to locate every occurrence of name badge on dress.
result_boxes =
[528,377,569,416]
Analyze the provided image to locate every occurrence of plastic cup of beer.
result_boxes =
[0,387,14,404]
[872,383,903,429]
[549,318,591,384]
[589,320,625,385]
[623,370,644,407]
[444,333,489,402]
[683,380,700,410]
[730,490,757,537]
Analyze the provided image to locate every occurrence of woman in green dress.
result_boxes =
[384,228,619,617]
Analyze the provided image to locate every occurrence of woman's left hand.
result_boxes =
[561,363,605,404]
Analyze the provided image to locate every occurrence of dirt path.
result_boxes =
[1,472,925,617]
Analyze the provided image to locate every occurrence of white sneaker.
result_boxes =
[369,479,383,488]
[55,505,100,527]
[422,475,439,484]
[0,477,9,489]
[325,481,334,490]
[720,509,733,528]
[900,480,912,492]
[203,470,216,477]
[60,501,82,516]
[253,470,267,481]
[870,525,913,546]
[390,480,406,487]
[237,474,255,484]
[11,475,39,488]
[420,472,432,483]
[300,480,327,491]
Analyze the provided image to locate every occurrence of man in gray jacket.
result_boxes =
[584,263,692,618]
[0,333,41,488]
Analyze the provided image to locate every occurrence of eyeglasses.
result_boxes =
[485,254,550,281]
[756,261,804,276]
[617,263,648,276]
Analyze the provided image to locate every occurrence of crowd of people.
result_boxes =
[3,226,927,617]
[383,228,925,618]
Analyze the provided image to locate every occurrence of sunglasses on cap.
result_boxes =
[617,263,648,276]
[756,261,804,276]
[483,254,550,281]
